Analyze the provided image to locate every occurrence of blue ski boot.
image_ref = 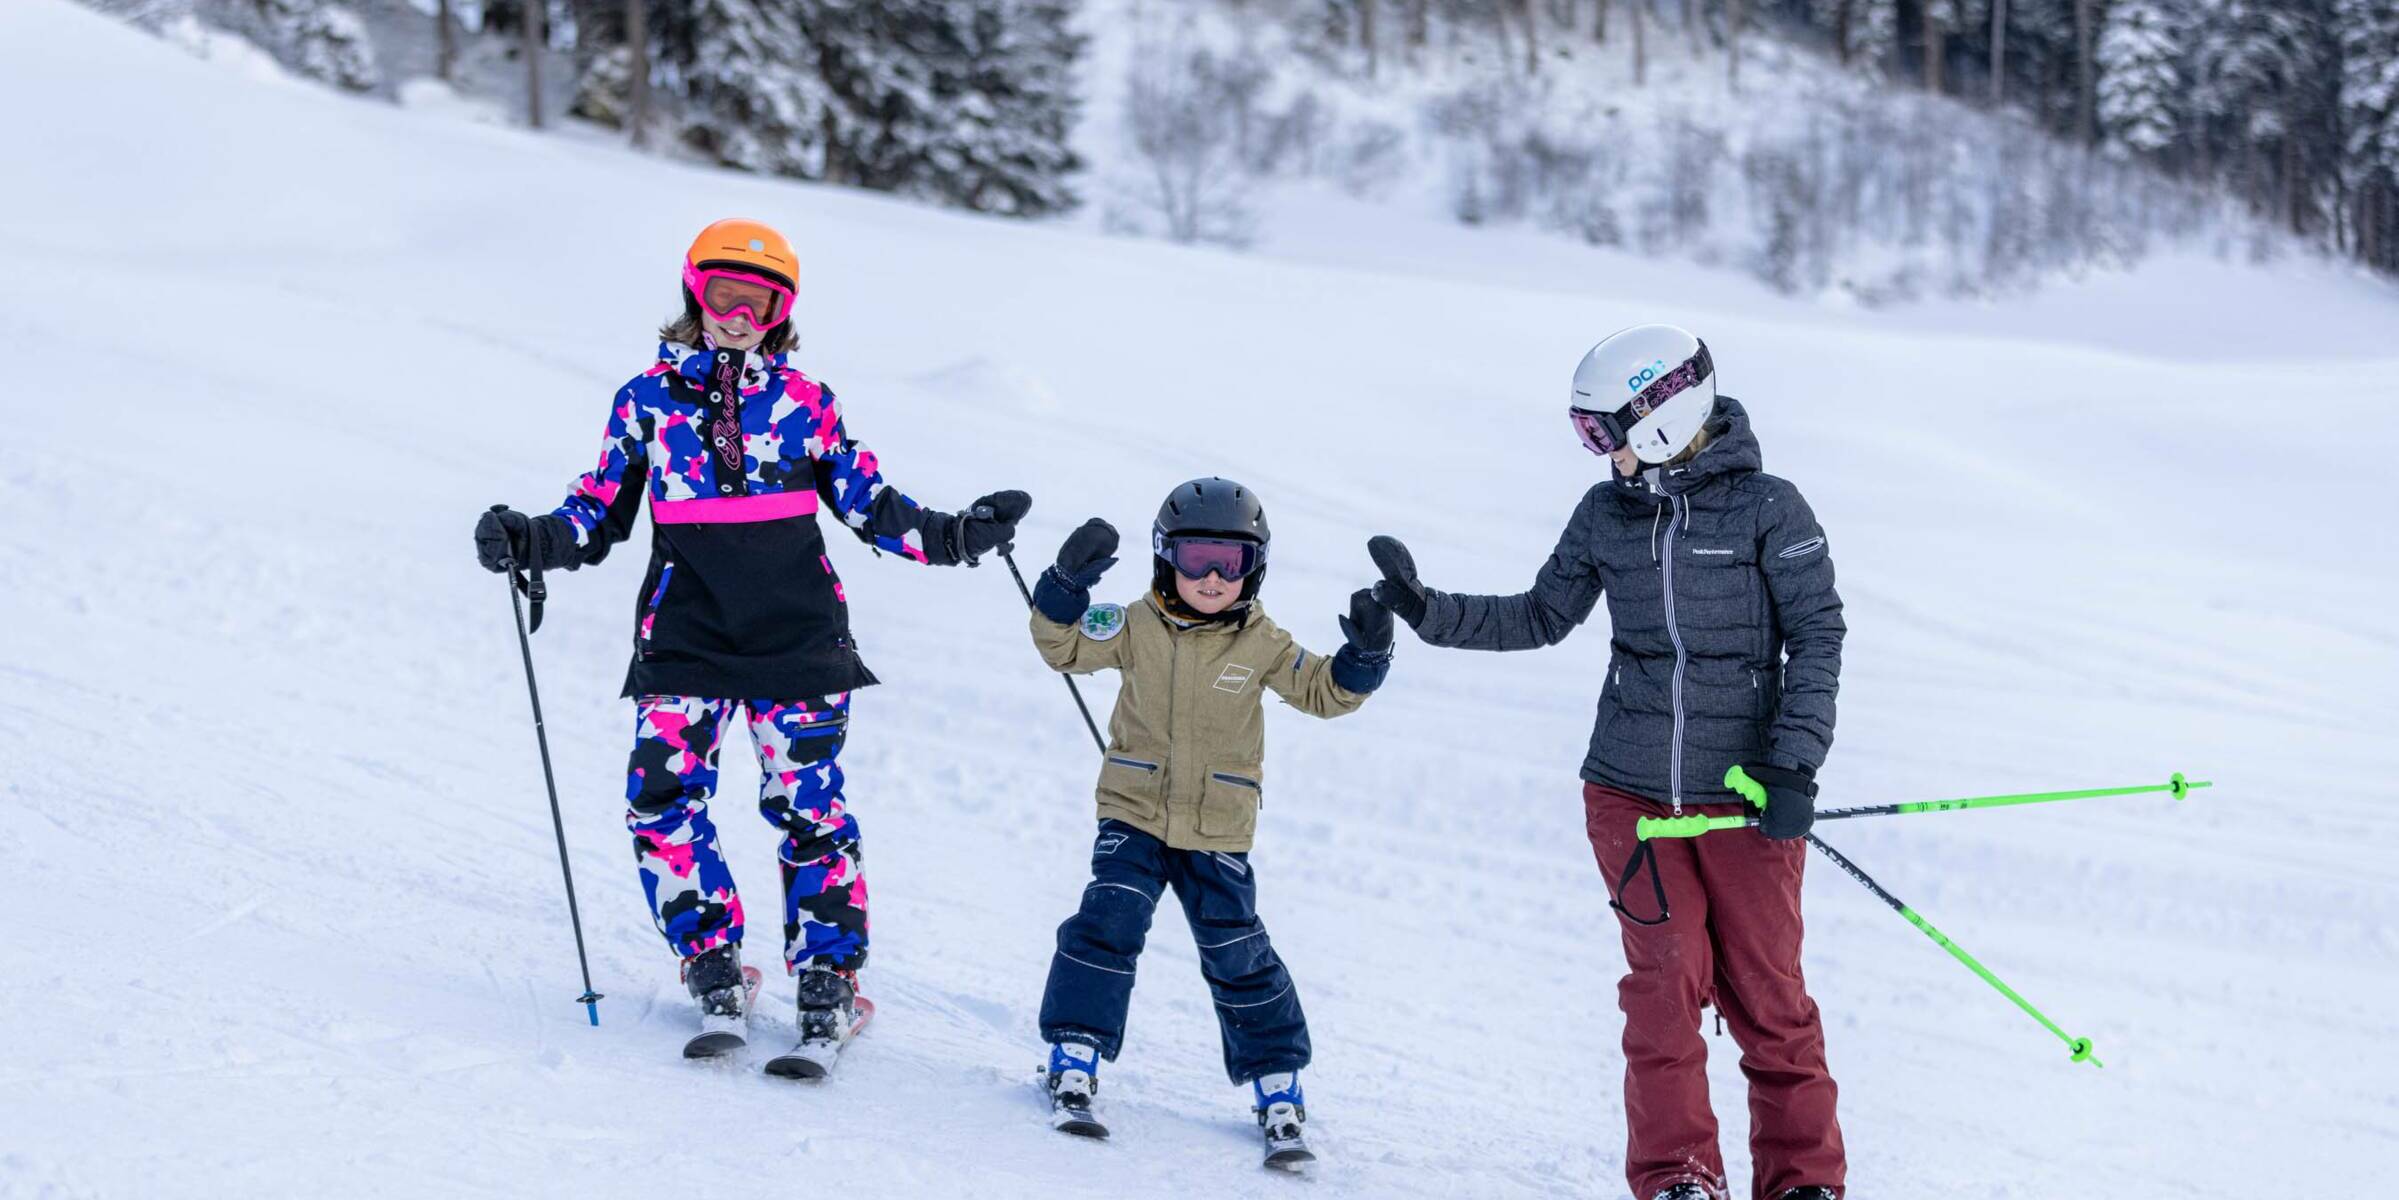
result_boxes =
[1044,1041,1107,1139]
[1253,1071,1313,1171]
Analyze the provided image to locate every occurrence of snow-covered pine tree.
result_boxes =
[228,0,382,91]
[1811,0,1896,75]
[2187,1,2303,167]
[2096,0,2181,157]
[807,0,945,191]
[942,0,1085,215]
[806,0,1082,215]
[1852,0,1897,75]
[2338,0,2399,267]
[678,0,827,177]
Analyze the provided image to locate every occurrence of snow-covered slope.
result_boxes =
[4,4,2395,1197]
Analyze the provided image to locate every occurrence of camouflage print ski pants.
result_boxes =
[624,693,867,974]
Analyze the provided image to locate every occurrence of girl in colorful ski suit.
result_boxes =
[473,219,1028,1054]
[1366,326,1846,1200]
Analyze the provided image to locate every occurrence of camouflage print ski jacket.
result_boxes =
[1031,594,1370,853]
[1412,397,1844,811]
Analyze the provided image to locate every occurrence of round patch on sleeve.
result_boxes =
[1079,603,1127,642]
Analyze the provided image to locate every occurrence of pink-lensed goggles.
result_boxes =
[1153,533,1266,581]
[1568,343,1712,458]
[684,263,794,328]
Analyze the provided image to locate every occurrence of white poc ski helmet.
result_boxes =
[1567,324,1717,465]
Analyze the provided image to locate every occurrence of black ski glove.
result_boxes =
[1054,518,1120,588]
[1366,535,1429,629]
[1034,518,1118,624]
[1739,762,1818,841]
[1331,588,1395,694]
[1339,586,1394,655]
[475,507,580,573]
[953,490,1032,563]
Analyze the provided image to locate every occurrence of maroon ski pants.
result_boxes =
[1584,783,1846,1200]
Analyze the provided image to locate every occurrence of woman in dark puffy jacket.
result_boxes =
[472,218,1028,1069]
[1365,325,1846,1200]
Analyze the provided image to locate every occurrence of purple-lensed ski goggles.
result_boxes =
[1569,342,1714,457]
[1153,531,1266,581]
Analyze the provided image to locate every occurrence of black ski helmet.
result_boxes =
[1152,477,1270,609]
[1154,477,1269,543]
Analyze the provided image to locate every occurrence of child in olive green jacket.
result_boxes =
[1024,478,1391,1166]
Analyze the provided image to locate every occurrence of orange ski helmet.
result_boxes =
[682,219,798,329]
[685,218,797,288]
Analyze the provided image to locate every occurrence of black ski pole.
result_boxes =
[492,504,604,1026]
[1803,831,2099,1067]
[998,547,1109,755]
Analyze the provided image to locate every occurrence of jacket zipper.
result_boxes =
[1661,492,1689,817]
[1164,633,1181,822]
[1212,771,1262,811]
[1107,755,1159,772]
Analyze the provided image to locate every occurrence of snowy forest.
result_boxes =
[91,0,2399,296]
[13,0,2399,1194]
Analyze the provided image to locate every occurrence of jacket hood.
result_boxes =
[1611,395,1762,500]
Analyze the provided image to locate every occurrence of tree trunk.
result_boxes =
[523,0,543,129]
[1361,0,1378,78]
[1685,0,1703,58]
[436,0,455,82]
[626,0,649,147]
[1728,0,1743,88]
[2284,137,2301,235]
[1522,0,1541,74]
[2359,186,2377,268]
[1596,0,1609,42]
[1921,0,1943,94]
[1632,0,1647,83]
[2073,0,2093,144]
[1407,0,1428,52]
[1833,0,1852,66]
[1988,0,2006,106]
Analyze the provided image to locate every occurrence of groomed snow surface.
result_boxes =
[4,4,2395,1196]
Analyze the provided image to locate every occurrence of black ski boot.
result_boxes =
[680,945,749,1059]
[1778,1189,1840,1200]
[765,965,857,1079]
[1652,1184,1718,1200]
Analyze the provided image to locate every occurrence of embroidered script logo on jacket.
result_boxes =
[1215,664,1256,693]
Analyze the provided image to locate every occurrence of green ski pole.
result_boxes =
[1635,767,2211,841]
[1803,832,2102,1068]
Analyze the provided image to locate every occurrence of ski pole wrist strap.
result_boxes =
[510,553,547,633]
[1607,840,1670,926]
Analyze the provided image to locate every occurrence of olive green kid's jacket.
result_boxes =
[1031,594,1369,852]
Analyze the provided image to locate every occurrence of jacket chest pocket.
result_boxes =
[1198,768,1262,838]
[1100,755,1164,821]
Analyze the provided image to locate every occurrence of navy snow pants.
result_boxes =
[1038,820,1311,1084]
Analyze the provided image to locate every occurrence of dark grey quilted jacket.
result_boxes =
[1415,397,1843,809]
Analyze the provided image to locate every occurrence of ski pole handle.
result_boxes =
[1638,813,1751,840]
[1637,765,1771,840]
